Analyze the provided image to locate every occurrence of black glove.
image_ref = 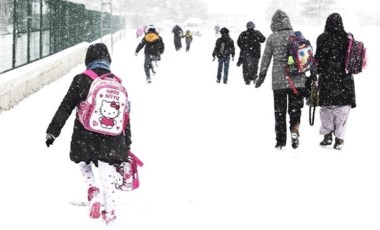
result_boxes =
[46,133,55,147]
[255,73,266,88]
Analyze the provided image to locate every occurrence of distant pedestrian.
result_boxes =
[237,21,266,85]
[136,26,145,38]
[135,25,165,83]
[172,24,183,51]
[184,30,193,52]
[214,24,220,37]
[212,27,235,84]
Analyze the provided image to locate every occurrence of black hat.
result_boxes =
[147,24,156,33]
[246,21,255,29]
[85,43,112,66]
[220,27,229,35]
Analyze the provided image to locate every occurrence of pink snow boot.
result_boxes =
[88,186,101,218]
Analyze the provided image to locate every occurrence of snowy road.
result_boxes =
[0,27,379,230]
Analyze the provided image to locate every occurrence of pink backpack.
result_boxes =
[115,152,144,191]
[345,33,367,74]
[77,69,129,136]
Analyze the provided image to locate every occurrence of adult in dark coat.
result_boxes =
[212,27,235,84]
[314,13,356,150]
[237,21,266,85]
[172,25,183,51]
[256,10,307,149]
[45,43,131,222]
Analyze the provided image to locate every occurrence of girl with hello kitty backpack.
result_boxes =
[45,43,133,225]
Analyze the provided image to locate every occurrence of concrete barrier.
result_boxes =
[0,31,125,113]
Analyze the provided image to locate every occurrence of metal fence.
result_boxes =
[0,0,125,74]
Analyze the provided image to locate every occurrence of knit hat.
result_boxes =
[220,27,229,35]
[246,21,255,29]
[85,43,112,66]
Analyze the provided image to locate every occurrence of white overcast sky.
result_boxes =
[205,0,377,14]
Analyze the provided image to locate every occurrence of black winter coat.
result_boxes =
[237,28,266,59]
[136,32,165,56]
[315,14,356,108]
[212,34,235,59]
[46,68,132,165]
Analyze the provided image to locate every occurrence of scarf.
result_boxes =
[86,60,111,71]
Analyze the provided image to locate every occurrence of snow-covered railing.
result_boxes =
[0,31,124,113]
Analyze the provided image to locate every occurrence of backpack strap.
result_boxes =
[309,104,316,126]
[83,69,122,83]
[128,151,144,167]
[82,69,98,80]
[286,75,298,94]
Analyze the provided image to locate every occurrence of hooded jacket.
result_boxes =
[47,43,132,165]
[212,31,235,59]
[315,13,356,108]
[259,10,307,90]
[136,31,165,56]
[46,67,132,165]
[237,28,266,59]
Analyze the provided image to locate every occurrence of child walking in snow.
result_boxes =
[184,30,193,52]
[45,43,132,225]
[212,27,235,84]
[135,25,165,83]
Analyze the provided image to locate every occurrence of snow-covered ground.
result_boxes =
[0,22,379,230]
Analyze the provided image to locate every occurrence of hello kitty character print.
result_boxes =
[77,70,129,136]
[99,101,120,129]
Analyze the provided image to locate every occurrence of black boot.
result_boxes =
[334,138,344,150]
[291,132,299,149]
[290,123,300,149]
[275,142,285,150]
[320,133,333,146]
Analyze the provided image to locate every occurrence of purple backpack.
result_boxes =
[77,69,129,136]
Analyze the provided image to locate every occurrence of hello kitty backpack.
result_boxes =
[77,69,129,136]
[115,151,144,191]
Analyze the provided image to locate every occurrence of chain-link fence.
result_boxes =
[0,0,125,74]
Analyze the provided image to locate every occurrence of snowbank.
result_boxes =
[0,31,125,113]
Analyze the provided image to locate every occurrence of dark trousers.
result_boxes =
[217,56,230,81]
[273,88,305,145]
[242,56,259,83]
[186,41,191,51]
[144,54,158,80]
[174,36,182,51]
